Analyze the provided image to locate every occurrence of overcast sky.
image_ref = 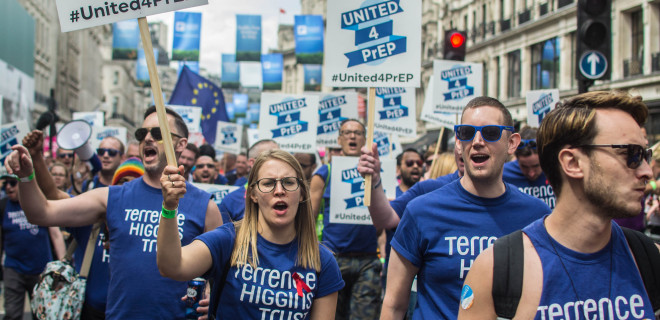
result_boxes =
[149,0,302,76]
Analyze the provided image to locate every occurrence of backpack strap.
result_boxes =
[492,230,524,319]
[621,227,660,313]
[210,257,232,320]
[79,222,101,278]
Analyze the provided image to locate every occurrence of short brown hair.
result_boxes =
[537,91,648,197]
[461,96,513,127]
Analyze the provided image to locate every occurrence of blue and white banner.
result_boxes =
[136,48,158,87]
[261,53,283,91]
[73,111,105,127]
[526,89,559,127]
[303,65,322,91]
[112,19,139,60]
[259,93,319,153]
[0,121,29,175]
[247,103,260,126]
[235,14,261,62]
[433,60,483,114]
[214,121,242,154]
[329,156,396,225]
[172,12,201,61]
[374,131,402,159]
[324,0,421,88]
[221,54,240,89]
[169,105,202,133]
[232,93,248,122]
[420,76,457,129]
[192,183,239,207]
[315,92,359,148]
[90,126,127,150]
[374,87,416,137]
[295,15,324,64]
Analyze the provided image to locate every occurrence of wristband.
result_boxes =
[161,204,177,219]
[19,172,35,183]
[379,257,386,264]
[651,180,657,191]
[372,178,382,189]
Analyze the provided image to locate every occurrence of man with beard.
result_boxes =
[502,126,556,209]
[178,143,199,182]
[5,106,222,319]
[82,136,124,192]
[396,149,423,195]
[233,153,248,186]
[192,155,217,184]
[460,91,660,319]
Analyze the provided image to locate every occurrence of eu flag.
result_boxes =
[169,65,228,144]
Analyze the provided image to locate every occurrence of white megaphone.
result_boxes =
[57,120,95,161]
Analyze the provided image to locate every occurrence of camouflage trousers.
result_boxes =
[335,255,383,320]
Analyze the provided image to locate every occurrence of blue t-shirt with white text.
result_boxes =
[3,200,52,274]
[503,160,555,209]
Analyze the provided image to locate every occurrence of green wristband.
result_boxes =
[650,180,657,191]
[19,171,35,183]
[161,205,177,219]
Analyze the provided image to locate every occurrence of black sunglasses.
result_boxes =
[454,125,514,142]
[575,144,652,169]
[405,159,423,167]
[57,153,74,159]
[135,127,183,142]
[518,139,537,150]
[196,164,216,169]
[97,148,122,157]
[3,180,18,188]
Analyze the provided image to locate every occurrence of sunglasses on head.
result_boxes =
[135,127,183,142]
[518,139,537,150]
[97,148,122,157]
[454,125,515,142]
[405,159,423,167]
[575,144,652,169]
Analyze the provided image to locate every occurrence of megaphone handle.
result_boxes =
[88,154,102,176]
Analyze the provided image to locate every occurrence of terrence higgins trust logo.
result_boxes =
[341,166,365,209]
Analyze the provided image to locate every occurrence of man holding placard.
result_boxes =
[310,119,382,319]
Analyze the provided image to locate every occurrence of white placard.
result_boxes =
[1,120,30,174]
[324,0,421,88]
[374,131,402,159]
[188,132,205,146]
[91,126,128,150]
[315,91,359,148]
[55,0,208,32]
[169,105,202,133]
[258,93,319,153]
[373,87,416,137]
[247,128,259,148]
[192,182,239,207]
[329,156,396,225]
[73,112,105,127]
[525,89,560,127]
[214,121,242,154]
[421,76,458,129]
[433,60,483,114]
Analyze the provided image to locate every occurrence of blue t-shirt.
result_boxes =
[391,180,551,319]
[2,200,52,274]
[315,164,378,254]
[391,171,461,218]
[218,185,246,223]
[82,175,107,193]
[214,174,228,185]
[105,177,211,319]
[234,176,247,187]
[524,217,655,319]
[197,223,345,319]
[503,160,555,209]
[69,223,110,311]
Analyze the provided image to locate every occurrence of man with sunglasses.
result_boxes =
[502,126,556,209]
[460,91,660,319]
[6,106,222,319]
[396,149,423,196]
[365,97,550,319]
[192,155,218,184]
[81,137,125,192]
[56,148,75,168]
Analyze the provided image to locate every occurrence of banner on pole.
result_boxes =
[433,60,483,114]
[315,92,359,148]
[221,54,240,89]
[236,14,262,62]
[525,89,559,127]
[172,12,202,61]
[295,15,324,64]
[91,126,128,150]
[258,93,319,153]
[169,105,202,133]
[214,121,242,154]
[420,76,456,129]
[303,65,322,91]
[112,19,139,60]
[262,54,283,91]
[137,48,158,87]
[373,87,416,137]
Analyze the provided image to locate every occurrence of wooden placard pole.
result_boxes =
[429,127,445,170]
[138,17,178,167]
[364,87,376,206]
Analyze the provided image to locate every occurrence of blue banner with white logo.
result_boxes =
[172,12,202,61]
[295,15,324,64]
[304,65,322,91]
[261,53,283,91]
[236,14,262,62]
[112,19,139,60]
[221,54,240,89]
[136,48,158,87]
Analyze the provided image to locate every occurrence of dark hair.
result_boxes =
[461,96,514,127]
[340,119,366,132]
[397,148,422,166]
[514,126,538,157]
[143,106,189,139]
[185,143,200,160]
[538,91,648,197]
[198,144,216,160]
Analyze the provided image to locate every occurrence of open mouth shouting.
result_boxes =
[470,153,490,166]
[273,201,289,215]
[142,145,159,163]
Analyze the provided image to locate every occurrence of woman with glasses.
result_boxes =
[157,149,344,319]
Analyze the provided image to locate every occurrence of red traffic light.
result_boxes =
[449,32,465,48]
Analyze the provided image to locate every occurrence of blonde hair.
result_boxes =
[230,150,321,271]
[427,151,458,179]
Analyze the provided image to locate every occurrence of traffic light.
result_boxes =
[443,30,466,61]
[576,0,611,81]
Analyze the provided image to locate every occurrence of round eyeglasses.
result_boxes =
[254,177,301,193]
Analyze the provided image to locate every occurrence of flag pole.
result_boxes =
[138,17,178,167]
[364,87,376,206]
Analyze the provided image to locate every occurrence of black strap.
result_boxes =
[209,257,232,320]
[621,227,660,312]
[492,230,524,319]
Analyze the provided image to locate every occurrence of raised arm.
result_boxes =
[6,145,106,227]
[357,144,400,229]
[157,165,213,281]
[23,130,70,200]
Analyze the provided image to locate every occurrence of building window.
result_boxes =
[113,71,119,85]
[112,96,119,115]
[496,56,501,98]
[483,61,488,96]
[531,37,560,89]
[507,50,521,98]
[631,10,644,67]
